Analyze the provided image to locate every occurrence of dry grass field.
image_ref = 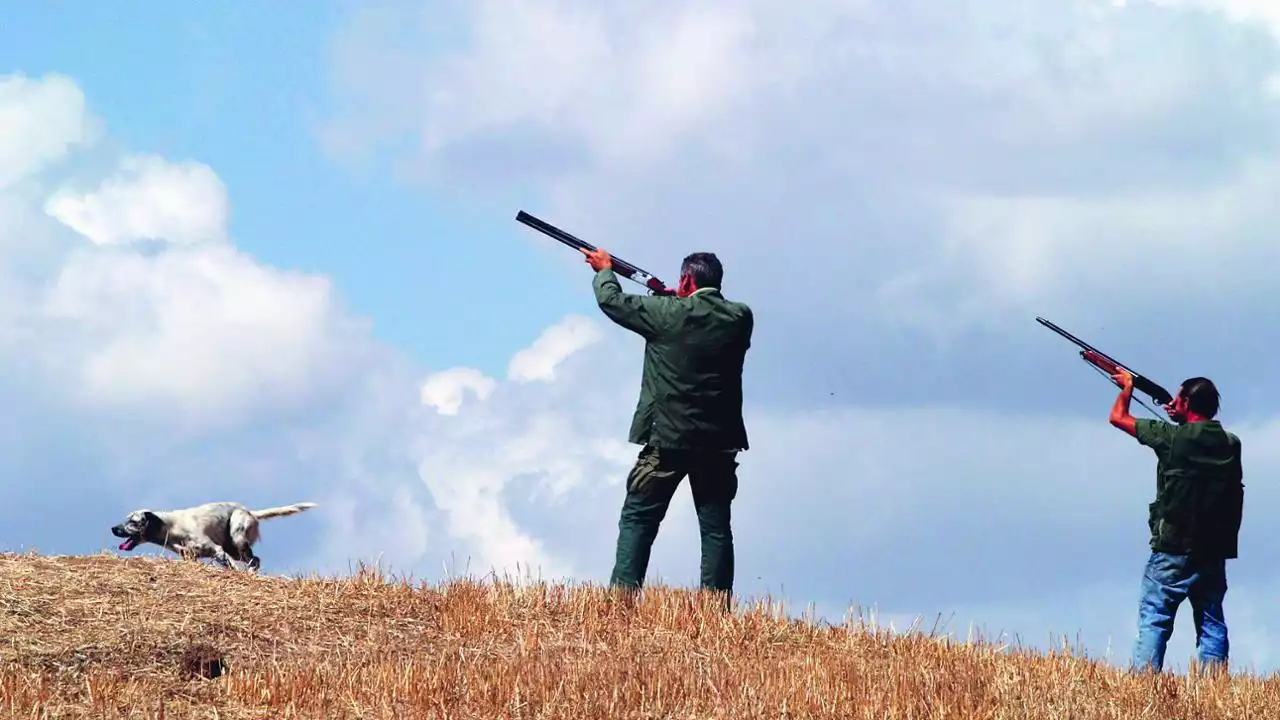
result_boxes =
[0,552,1276,719]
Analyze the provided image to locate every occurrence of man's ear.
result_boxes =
[677,274,695,296]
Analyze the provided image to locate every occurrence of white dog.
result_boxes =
[110,501,317,570]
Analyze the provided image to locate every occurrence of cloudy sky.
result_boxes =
[5,0,1280,674]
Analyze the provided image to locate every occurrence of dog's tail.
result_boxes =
[250,502,318,520]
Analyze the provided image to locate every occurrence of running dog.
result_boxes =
[110,501,317,571]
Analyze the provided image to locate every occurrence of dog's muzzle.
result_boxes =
[111,525,140,551]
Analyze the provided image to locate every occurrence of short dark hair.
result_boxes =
[1179,377,1220,418]
[680,252,723,289]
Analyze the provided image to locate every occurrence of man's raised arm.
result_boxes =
[584,249,678,339]
[1109,369,1138,437]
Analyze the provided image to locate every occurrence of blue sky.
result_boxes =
[0,0,586,376]
[4,0,1280,676]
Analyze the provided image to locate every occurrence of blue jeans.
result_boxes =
[1131,550,1229,672]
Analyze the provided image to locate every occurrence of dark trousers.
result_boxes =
[609,444,739,594]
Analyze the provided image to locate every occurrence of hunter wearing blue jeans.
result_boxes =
[1107,369,1244,673]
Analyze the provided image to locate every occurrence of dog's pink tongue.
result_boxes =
[119,538,137,551]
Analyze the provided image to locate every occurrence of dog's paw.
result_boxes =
[247,557,261,571]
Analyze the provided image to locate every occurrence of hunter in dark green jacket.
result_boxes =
[581,246,753,600]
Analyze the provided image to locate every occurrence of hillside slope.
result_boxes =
[0,553,1274,719]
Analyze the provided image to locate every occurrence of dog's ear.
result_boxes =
[142,511,160,527]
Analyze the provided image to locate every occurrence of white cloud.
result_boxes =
[507,313,602,382]
[874,156,1280,334]
[412,317,638,580]
[324,0,802,174]
[0,75,377,435]
[0,72,97,191]
[38,242,362,425]
[44,154,228,246]
[0,83,377,431]
[420,367,497,415]
[1168,0,1280,38]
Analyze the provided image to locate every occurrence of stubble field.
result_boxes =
[0,552,1274,719]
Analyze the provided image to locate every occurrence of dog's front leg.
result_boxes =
[166,541,203,564]
[178,540,234,569]
[211,545,259,572]
[208,545,237,569]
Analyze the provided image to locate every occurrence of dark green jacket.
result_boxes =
[592,268,752,451]
[1134,418,1244,559]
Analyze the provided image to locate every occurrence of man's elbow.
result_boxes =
[595,295,623,317]
[1110,414,1136,435]
[595,298,633,326]
[593,281,623,305]
[591,287,616,310]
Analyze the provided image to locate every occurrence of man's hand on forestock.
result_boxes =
[1108,367,1138,436]
[1110,368,1134,391]
[582,247,613,272]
